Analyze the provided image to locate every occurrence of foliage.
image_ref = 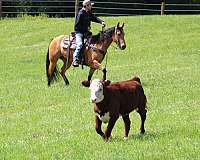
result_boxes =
[1,0,200,17]
[0,15,200,159]
[192,0,200,3]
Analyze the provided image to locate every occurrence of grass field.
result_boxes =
[0,15,200,159]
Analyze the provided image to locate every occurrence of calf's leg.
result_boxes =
[95,115,105,138]
[104,115,119,141]
[122,114,131,139]
[137,109,147,134]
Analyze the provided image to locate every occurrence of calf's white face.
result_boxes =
[89,79,104,103]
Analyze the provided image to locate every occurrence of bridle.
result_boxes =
[114,27,125,49]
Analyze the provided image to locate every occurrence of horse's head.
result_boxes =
[113,22,126,50]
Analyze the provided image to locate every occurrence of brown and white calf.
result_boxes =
[82,76,147,141]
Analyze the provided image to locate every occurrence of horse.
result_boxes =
[46,22,126,86]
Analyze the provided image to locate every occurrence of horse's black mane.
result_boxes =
[90,27,115,44]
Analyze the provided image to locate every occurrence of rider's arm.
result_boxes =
[90,13,104,24]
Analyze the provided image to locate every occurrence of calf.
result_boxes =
[82,76,147,141]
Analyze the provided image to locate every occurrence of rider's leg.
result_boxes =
[73,32,83,67]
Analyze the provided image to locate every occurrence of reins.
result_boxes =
[101,25,108,80]
[66,34,71,65]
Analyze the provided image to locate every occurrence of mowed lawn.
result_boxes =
[0,15,200,159]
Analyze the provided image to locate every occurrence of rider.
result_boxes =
[73,0,106,67]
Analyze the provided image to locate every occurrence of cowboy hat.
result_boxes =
[82,0,94,6]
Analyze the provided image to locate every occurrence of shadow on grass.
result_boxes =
[109,131,163,142]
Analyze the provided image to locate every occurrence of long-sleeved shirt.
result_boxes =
[74,8,103,34]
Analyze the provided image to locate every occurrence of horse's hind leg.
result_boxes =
[48,60,57,86]
[60,59,70,85]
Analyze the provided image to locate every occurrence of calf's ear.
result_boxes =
[103,80,111,86]
[81,80,90,87]
[132,76,141,84]
[117,22,120,28]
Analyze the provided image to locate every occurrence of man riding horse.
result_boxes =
[73,0,106,67]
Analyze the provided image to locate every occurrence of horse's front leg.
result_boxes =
[102,68,107,80]
[91,60,103,70]
[88,68,96,81]
[88,60,107,81]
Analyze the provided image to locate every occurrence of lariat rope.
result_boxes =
[101,25,108,69]
[100,25,107,80]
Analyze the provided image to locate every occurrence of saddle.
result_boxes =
[60,32,92,65]
[61,32,92,49]
[60,32,76,49]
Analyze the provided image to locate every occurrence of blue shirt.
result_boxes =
[74,8,103,34]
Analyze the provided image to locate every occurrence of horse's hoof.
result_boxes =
[81,80,90,87]
[102,68,107,73]
[140,130,145,134]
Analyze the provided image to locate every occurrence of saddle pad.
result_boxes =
[60,33,76,49]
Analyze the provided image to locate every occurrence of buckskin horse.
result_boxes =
[46,22,126,86]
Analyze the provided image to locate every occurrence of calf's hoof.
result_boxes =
[103,135,112,142]
[124,136,128,140]
[81,80,90,87]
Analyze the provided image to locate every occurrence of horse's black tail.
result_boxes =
[46,45,59,86]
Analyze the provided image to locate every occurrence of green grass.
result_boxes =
[0,15,200,159]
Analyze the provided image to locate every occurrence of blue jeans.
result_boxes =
[73,32,84,62]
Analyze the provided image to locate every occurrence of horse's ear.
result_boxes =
[121,23,124,28]
[117,22,120,28]
[103,80,111,86]
[81,80,90,87]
